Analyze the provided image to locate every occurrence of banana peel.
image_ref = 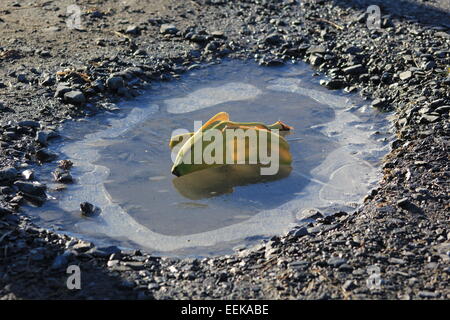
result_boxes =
[170,112,293,177]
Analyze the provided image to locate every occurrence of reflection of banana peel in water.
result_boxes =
[173,164,292,200]
[169,112,294,177]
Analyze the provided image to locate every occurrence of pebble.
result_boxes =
[290,227,309,238]
[418,291,439,299]
[342,64,366,75]
[80,201,98,216]
[399,71,412,80]
[13,181,46,197]
[36,148,58,162]
[54,83,72,98]
[125,25,139,35]
[58,160,73,170]
[0,167,18,182]
[298,208,323,220]
[342,280,357,291]
[18,120,40,128]
[106,76,125,91]
[52,169,73,183]
[21,169,34,180]
[264,34,284,45]
[72,242,93,253]
[320,79,346,90]
[35,130,56,146]
[160,24,178,35]
[327,257,347,268]
[63,90,86,105]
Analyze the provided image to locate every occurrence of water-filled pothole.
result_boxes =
[25,60,392,257]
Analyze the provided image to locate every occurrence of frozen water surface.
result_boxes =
[24,60,393,257]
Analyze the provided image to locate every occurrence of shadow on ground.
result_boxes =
[0,214,139,300]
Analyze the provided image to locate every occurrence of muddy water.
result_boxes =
[25,60,392,256]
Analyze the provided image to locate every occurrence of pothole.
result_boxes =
[24,60,393,257]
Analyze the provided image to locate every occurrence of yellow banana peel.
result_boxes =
[169,112,293,177]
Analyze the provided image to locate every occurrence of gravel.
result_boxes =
[0,0,448,300]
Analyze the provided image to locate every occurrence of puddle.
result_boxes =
[24,60,393,257]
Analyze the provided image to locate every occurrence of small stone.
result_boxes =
[290,227,309,238]
[133,49,147,56]
[80,201,98,216]
[211,31,225,38]
[64,90,85,104]
[422,60,436,70]
[125,25,139,35]
[52,169,73,183]
[298,208,323,220]
[43,26,60,33]
[399,71,412,81]
[429,99,445,108]
[327,257,347,267]
[259,57,284,66]
[0,167,18,182]
[36,148,58,162]
[320,79,346,90]
[21,169,34,180]
[338,264,354,272]
[160,24,178,35]
[35,130,53,146]
[17,74,28,83]
[264,33,283,45]
[434,105,450,114]
[91,79,105,92]
[54,83,72,98]
[397,198,422,213]
[388,257,406,265]
[342,280,357,291]
[419,114,440,123]
[14,181,46,197]
[309,55,323,66]
[205,41,219,52]
[307,46,327,54]
[306,226,321,234]
[72,242,93,252]
[342,64,366,75]
[418,291,439,299]
[18,120,40,128]
[39,50,51,58]
[345,46,363,54]
[106,76,125,91]
[371,98,387,108]
[148,283,160,290]
[397,198,411,208]
[97,246,121,256]
[123,261,145,270]
[107,260,119,267]
[89,10,103,18]
[288,260,310,270]
[58,160,73,170]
